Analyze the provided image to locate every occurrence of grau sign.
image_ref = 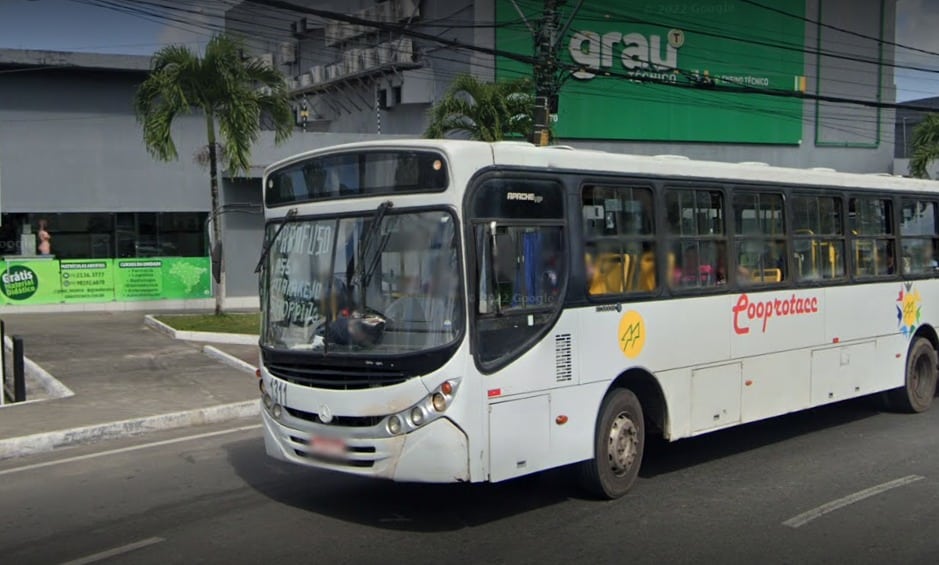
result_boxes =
[495,0,806,144]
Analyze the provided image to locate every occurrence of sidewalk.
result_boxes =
[0,311,260,457]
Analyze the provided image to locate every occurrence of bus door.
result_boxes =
[467,175,571,480]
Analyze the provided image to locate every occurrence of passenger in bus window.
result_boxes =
[716,249,728,285]
[585,252,597,293]
[637,249,656,291]
[925,245,938,271]
[674,247,714,287]
[717,249,750,285]
[671,247,696,286]
[885,249,896,275]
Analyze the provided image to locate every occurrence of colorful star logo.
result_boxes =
[897,283,922,339]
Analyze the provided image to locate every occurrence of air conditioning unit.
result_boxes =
[395,38,414,63]
[396,0,420,20]
[279,41,296,65]
[339,22,353,42]
[299,72,312,87]
[257,85,272,96]
[310,65,325,84]
[362,47,378,70]
[287,77,299,91]
[325,21,340,46]
[377,41,394,65]
[325,63,342,81]
[377,1,394,22]
[344,49,362,74]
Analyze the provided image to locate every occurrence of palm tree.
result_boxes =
[424,74,535,141]
[135,34,293,314]
[909,113,939,179]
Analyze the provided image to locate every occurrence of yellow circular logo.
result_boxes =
[618,310,646,359]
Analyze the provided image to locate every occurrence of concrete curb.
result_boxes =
[2,335,74,401]
[0,299,216,315]
[203,345,258,375]
[0,400,260,460]
[144,314,259,345]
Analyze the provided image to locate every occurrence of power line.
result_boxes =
[59,0,925,141]
[277,19,895,145]
[498,0,939,98]
[567,2,939,77]
[77,0,938,96]
[247,0,939,114]
[3,47,892,147]
[740,0,939,59]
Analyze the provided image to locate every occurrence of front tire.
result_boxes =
[884,337,938,413]
[578,388,645,499]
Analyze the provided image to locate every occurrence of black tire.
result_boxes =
[884,337,938,413]
[578,388,645,499]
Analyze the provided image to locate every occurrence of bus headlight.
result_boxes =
[384,379,460,436]
[387,414,404,435]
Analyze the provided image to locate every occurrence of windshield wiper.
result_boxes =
[363,216,397,290]
[254,207,298,274]
[353,201,393,308]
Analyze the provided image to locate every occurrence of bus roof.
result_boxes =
[264,139,939,194]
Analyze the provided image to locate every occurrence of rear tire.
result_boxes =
[578,388,645,499]
[884,337,938,413]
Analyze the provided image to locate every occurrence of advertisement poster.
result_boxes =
[0,260,62,305]
[0,257,212,305]
[59,260,115,303]
[115,260,164,301]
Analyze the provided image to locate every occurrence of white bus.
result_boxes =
[257,140,939,498]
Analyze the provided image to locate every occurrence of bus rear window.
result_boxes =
[265,150,448,206]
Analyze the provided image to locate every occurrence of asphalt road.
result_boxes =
[2,397,939,565]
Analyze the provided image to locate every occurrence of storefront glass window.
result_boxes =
[0,212,208,259]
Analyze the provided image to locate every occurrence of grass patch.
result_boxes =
[156,312,261,335]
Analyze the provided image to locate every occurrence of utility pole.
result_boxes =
[529,0,583,146]
[531,0,561,146]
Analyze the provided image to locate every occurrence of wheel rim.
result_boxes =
[911,353,936,402]
[607,411,639,476]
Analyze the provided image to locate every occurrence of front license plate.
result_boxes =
[309,436,345,457]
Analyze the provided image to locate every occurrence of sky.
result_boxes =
[0,0,937,102]
[0,0,231,55]
[894,0,939,102]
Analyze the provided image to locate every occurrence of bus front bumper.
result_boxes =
[261,407,470,483]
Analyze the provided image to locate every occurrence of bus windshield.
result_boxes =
[261,209,463,356]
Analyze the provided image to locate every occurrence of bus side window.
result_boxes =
[900,199,939,276]
[733,191,788,285]
[582,185,655,296]
[850,197,895,277]
[666,188,726,289]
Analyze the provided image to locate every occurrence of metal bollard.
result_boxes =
[13,335,25,403]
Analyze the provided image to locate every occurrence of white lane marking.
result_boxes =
[783,474,925,528]
[0,425,261,477]
[59,537,165,565]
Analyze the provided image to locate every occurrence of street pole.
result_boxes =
[531,0,562,146]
